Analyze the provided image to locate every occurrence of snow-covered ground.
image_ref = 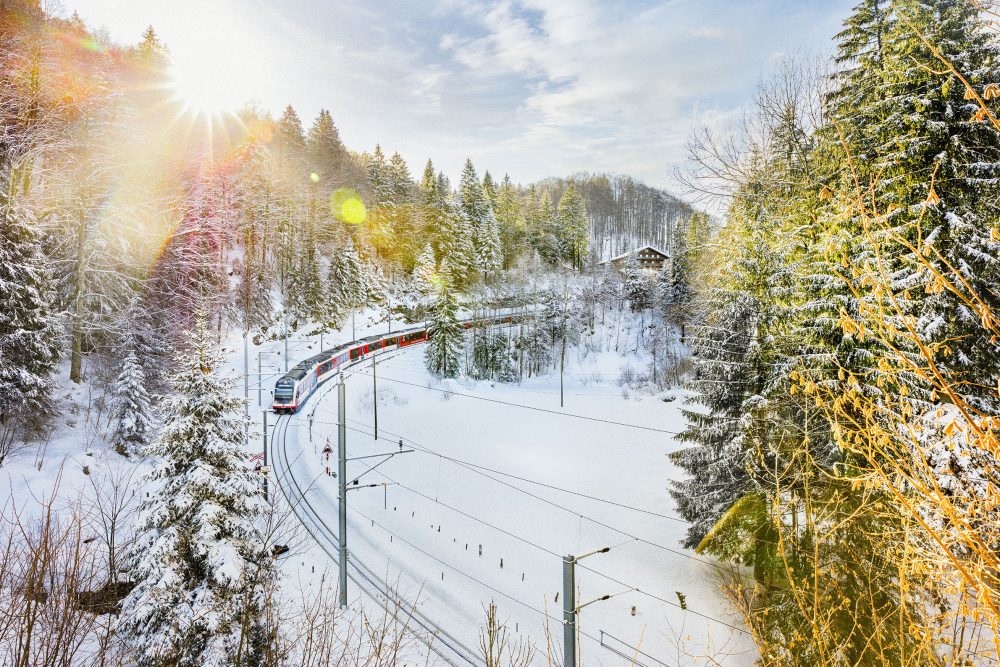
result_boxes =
[2,304,755,666]
[275,332,756,666]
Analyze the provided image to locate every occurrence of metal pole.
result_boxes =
[283,312,289,372]
[563,554,576,667]
[387,295,391,334]
[372,359,378,440]
[352,309,356,341]
[262,410,268,502]
[244,333,249,443]
[257,351,263,408]
[244,334,249,406]
[320,331,324,352]
[338,378,348,608]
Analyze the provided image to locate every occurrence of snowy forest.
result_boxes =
[3,0,1000,665]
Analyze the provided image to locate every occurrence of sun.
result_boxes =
[168,50,255,117]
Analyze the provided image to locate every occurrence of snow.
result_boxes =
[273,331,755,666]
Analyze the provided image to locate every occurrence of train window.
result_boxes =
[350,347,360,360]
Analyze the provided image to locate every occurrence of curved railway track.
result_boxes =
[269,363,482,667]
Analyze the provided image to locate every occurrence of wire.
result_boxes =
[315,418,718,572]
[345,418,689,524]
[339,368,683,435]
[347,504,564,624]
[574,562,750,636]
[362,465,563,557]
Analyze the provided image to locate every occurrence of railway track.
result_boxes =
[269,364,482,667]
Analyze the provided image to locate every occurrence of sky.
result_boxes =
[67,0,856,192]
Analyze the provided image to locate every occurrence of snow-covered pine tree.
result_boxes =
[556,185,589,270]
[367,144,392,207]
[660,219,692,340]
[109,349,153,457]
[458,159,500,281]
[477,210,503,281]
[669,215,790,560]
[413,243,437,295]
[424,279,463,378]
[621,252,652,312]
[326,244,365,327]
[0,179,60,458]
[482,170,497,209]
[822,0,1000,412]
[274,105,306,180]
[494,175,525,269]
[119,315,274,666]
[307,109,350,189]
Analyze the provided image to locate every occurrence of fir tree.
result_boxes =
[424,279,463,378]
[274,105,306,172]
[413,243,437,295]
[367,144,392,206]
[306,109,349,188]
[109,349,153,457]
[621,252,652,311]
[0,184,59,456]
[482,170,497,209]
[556,184,589,270]
[388,151,414,204]
[119,316,274,666]
[494,175,524,269]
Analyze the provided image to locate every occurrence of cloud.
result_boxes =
[69,0,854,190]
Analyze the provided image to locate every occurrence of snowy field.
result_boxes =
[275,335,756,667]
[2,308,755,666]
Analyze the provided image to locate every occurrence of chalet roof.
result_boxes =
[601,245,669,264]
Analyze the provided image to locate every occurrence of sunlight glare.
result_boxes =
[168,39,260,116]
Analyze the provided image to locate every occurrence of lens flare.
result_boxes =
[330,189,366,225]
[309,172,320,183]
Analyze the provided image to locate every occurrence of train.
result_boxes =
[271,314,520,414]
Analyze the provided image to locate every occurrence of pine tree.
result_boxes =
[477,210,503,281]
[669,215,790,558]
[556,184,589,270]
[482,170,497,209]
[0,183,59,457]
[327,244,366,322]
[494,175,524,269]
[274,105,306,176]
[413,243,437,295]
[823,0,1000,411]
[425,280,463,378]
[119,316,274,665]
[388,151,414,204]
[621,252,652,311]
[367,145,392,207]
[419,158,437,204]
[109,349,153,457]
[660,218,692,340]
[306,109,349,188]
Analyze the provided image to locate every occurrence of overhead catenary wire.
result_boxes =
[344,417,689,524]
[347,503,564,624]
[573,561,750,635]
[338,367,683,435]
[318,418,719,572]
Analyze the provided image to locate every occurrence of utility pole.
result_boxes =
[283,311,289,372]
[262,410,269,501]
[562,546,611,667]
[244,332,250,443]
[372,358,378,440]
[560,279,568,408]
[562,554,575,667]
[338,376,348,608]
